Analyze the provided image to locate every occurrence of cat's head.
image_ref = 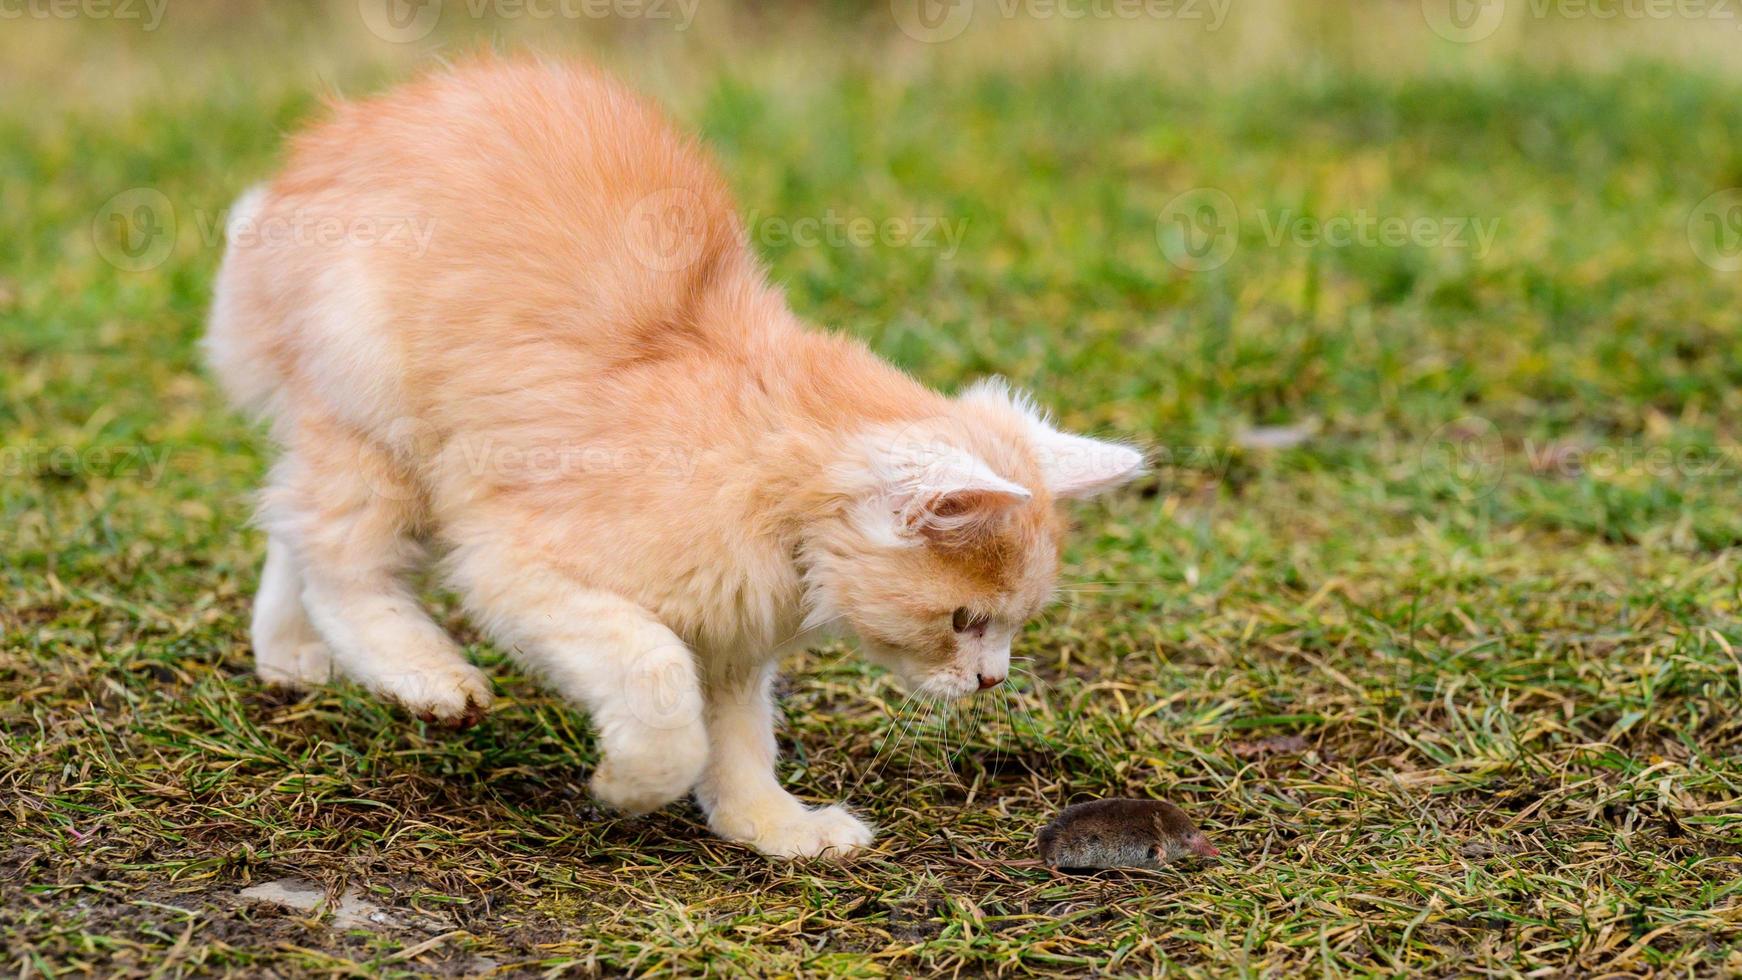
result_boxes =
[804,380,1143,700]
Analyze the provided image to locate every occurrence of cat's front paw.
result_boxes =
[591,721,709,815]
[737,804,874,860]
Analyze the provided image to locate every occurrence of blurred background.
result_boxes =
[12,0,1742,558]
[9,0,1742,516]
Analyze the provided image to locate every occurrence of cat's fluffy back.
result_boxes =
[211,56,759,440]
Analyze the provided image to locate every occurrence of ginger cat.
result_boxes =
[206,57,1142,858]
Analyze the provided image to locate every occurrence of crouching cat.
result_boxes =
[205,57,1142,858]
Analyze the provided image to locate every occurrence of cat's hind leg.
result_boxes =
[263,420,493,727]
[250,534,334,687]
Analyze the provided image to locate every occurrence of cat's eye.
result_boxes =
[952,607,990,634]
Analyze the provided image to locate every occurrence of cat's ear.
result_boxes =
[958,378,1146,499]
[881,443,1031,541]
[1028,426,1146,499]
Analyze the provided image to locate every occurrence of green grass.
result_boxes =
[5,4,1742,976]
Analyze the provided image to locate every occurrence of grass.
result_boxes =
[5,3,1742,975]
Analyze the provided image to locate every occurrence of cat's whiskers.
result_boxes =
[1004,660,1050,732]
[900,697,939,787]
[993,683,1020,778]
[948,698,968,773]
[956,692,987,773]
[856,685,921,793]
[863,683,944,792]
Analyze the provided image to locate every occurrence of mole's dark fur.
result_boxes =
[1037,798,1219,870]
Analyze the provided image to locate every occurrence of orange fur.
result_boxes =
[206,56,1142,857]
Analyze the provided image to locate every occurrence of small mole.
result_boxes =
[1037,798,1219,871]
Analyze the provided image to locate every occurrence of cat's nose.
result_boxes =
[976,673,1004,691]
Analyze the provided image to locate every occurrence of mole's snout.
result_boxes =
[976,673,1004,690]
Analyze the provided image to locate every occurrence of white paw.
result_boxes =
[591,721,709,815]
[382,663,494,729]
[256,640,334,688]
[738,804,875,860]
